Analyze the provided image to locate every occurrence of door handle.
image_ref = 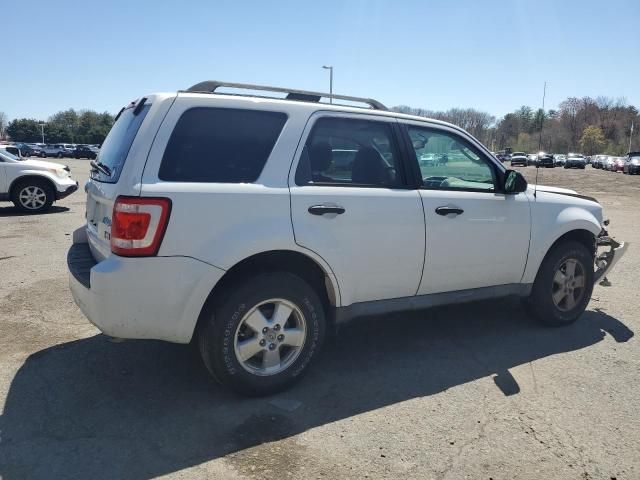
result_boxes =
[308,205,346,216]
[435,206,464,216]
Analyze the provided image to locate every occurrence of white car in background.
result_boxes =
[0,148,78,212]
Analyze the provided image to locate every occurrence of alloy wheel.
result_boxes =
[233,298,307,376]
[18,186,47,210]
[551,258,586,311]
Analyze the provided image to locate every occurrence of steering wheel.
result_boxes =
[423,176,447,188]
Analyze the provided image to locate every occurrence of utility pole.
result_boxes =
[322,65,333,103]
[629,121,634,153]
[39,122,46,144]
[537,81,546,153]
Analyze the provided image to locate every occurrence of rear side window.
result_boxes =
[159,108,287,183]
[295,116,405,188]
[92,104,150,183]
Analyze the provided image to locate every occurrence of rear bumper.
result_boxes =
[67,227,225,343]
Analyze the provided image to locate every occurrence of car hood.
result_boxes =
[19,158,65,170]
[533,184,577,195]
[529,184,600,204]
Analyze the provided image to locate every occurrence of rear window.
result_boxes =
[158,107,287,183]
[91,104,150,183]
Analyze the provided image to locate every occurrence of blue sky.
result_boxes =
[3,0,639,121]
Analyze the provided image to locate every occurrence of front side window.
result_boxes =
[159,107,287,183]
[296,116,404,187]
[407,126,496,191]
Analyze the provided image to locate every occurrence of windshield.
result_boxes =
[0,150,20,162]
[91,103,150,183]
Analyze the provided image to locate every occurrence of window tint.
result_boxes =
[296,117,404,187]
[91,104,150,183]
[159,108,287,183]
[407,126,496,191]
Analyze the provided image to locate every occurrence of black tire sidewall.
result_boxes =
[11,179,54,213]
[200,272,326,396]
[530,241,594,326]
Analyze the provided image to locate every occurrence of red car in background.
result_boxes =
[612,157,626,172]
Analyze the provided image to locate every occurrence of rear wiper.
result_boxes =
[90,160,112,177]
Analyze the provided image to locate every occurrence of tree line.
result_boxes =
[393,95,638,155]
[1,109,114,145]
[2,94,637,153]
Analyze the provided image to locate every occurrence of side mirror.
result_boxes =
[504,169,527,194]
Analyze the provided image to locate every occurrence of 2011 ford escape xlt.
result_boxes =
[67,81,627,395]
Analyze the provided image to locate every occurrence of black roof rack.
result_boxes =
[184,80,387,111]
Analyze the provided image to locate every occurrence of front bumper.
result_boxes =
[67,228,225,343]
[594,233,628,285]
[56,181,79,200]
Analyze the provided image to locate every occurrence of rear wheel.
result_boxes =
[525,240,594,326]
[11,179,54,213]
[198,272,326,396]
[57,152,63,158]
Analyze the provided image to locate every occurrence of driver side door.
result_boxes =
[402,122,532,295]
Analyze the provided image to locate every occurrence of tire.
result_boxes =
[525,240,594,327]
[11,178,55,213]
[198,272,326,396]
[57,152,63,158]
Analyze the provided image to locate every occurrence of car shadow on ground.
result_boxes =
[0,300,633,479]
[0,205,70,217]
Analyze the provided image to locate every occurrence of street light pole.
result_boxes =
[322,65,333,103]
[39,122,45,144]
[629,121,634,153]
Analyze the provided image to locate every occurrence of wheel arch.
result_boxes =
[193,249,340,341]
[9,174,57,199]
[523,225,599,284]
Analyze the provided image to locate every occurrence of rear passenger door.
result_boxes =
[289,113,426,306]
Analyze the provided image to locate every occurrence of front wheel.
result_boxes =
[198,272,326,396]
[524,240,594,326]
[11,179,54,213]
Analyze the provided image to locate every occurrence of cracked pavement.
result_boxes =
[0,160,638,479]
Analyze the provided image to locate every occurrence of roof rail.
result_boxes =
[184,80,388,111]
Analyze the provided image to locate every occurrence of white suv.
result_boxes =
[0,148,78,212]
[67,81,627,395]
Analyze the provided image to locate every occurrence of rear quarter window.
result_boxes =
[158,107,287,183]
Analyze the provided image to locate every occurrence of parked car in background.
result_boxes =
[623,153,640,175]
[554,154,567,166]
[74,145,99,159]
[527,154,538,166]
[42,144,75,158]
[24,144,45,157]
[66,80,627,396]
[0,148,78,212]
[564,153,586,169]
[537,152,555,167]
[603,156,616,171]
[510,151,528,167]
[611,157,625,172]
[592,155,607,169]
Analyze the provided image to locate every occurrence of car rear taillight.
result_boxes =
[111,196,171,257]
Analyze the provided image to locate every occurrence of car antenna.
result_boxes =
[534,81,547,198]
